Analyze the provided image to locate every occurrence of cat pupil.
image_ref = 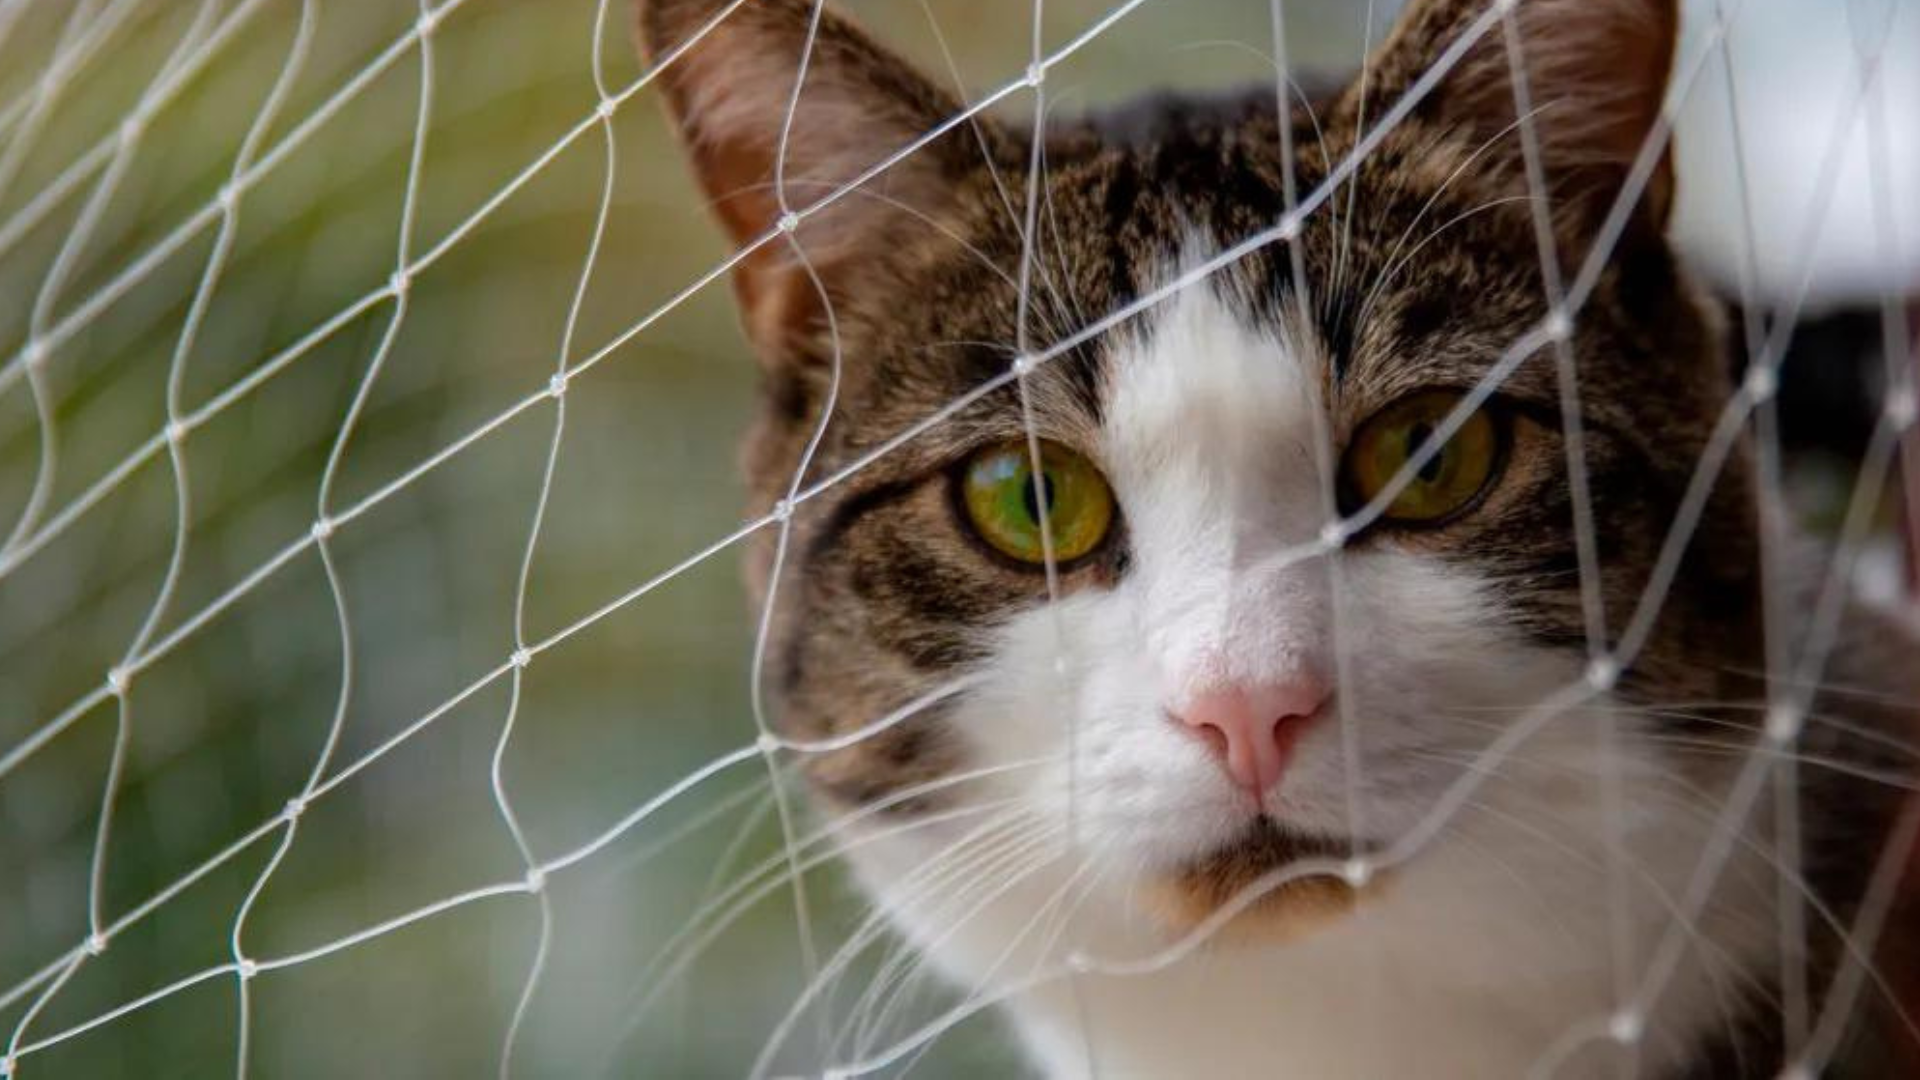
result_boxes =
[1407,421,1443,483]
[1022,472,1055,526]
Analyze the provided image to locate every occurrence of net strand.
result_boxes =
[3,0,239,1066]
[0,0,272,265]
[6,675,990,1064]
[0,0,135,210]
[4,0,1912,1073]
[1527,10,1910,1065]
[749,813,1068,1078]
[1,0,1497,1022]
[485,0,625,1069]
[0,0,1164,861]
[745,2,838,1055]
[1492,0,1641,1049]
[587,746,1040,1072]
[3,0,208,557]
[1700,0,1812,1057]
[808,6,1913,1071]
[229,4,428,1074]
[0,0,1071,594]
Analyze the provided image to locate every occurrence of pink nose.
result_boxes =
[1172,679,1330,795]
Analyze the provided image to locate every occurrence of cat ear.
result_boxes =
[1362,0,1679,238]
[637,0,984,362]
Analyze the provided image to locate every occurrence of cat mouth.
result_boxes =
[1143,819,1381,940]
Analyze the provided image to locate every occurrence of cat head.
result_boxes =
[639,0,1757,934]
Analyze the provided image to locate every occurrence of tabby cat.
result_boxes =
[638,0,1919,1074]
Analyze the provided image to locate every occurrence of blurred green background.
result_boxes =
[0,1,1386,1075]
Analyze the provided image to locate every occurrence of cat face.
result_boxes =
[642,0,1761,950]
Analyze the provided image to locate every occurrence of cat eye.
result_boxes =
[1341,391,1503,525]
[959,441,1115,566]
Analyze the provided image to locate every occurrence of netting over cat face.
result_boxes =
[2,0,1915,1074]
[643,0,1919,1073]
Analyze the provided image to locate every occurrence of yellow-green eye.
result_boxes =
[960,440,1115,565]
[1342,391,1502,524]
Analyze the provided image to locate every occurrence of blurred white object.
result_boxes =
[1670,0,1920,309]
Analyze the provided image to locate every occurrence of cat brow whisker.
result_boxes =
[1038,127,1094,337]
[1354,194,1539,329]
[1353,104,1554,329]
[721,176,1026,299]
[1329,0,1382,327]
[915,0,1083,344]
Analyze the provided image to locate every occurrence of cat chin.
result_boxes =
[1139,817,1374,941]
[1138,869,1366,945]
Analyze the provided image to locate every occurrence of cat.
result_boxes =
[636,0,1920,1075]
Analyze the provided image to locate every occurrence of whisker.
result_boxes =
[752,811,1062,1075]
[588,753,1056,1072]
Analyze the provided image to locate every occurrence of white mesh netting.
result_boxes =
[0,0,1917,1075]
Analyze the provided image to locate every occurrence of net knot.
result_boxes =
[416,7,440,36]
[1341,858,1373,888]
[1583,657,1619,691]
[1885,388,1917,429]
[1275,213,1301,241]
[217,182,241,216]
[755,731,781,754]
[165,419,190,446]
[1317,520,1348,550]
[771,498,793,523]
[1009,354,1037,377]
[547,371,569,399]
[1024,62,1045,88]
[388,270,412,299]
[22,338,47,370]
[2,1054,14,1076]
[596,97,618,122]
[237,957,259,980]
[105,667,130,697]
[1607,1009,1642,1044]
[85,932,108,957]
[523,867,547,894]
[1742,364,1777,402]
[1765,703,1802,743]
[120,112,148,143]
[310,516,334,542]
[776,211,801,234]
[510,647,534,670]
[283,796,307,822]
[1543,309,1573,342]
